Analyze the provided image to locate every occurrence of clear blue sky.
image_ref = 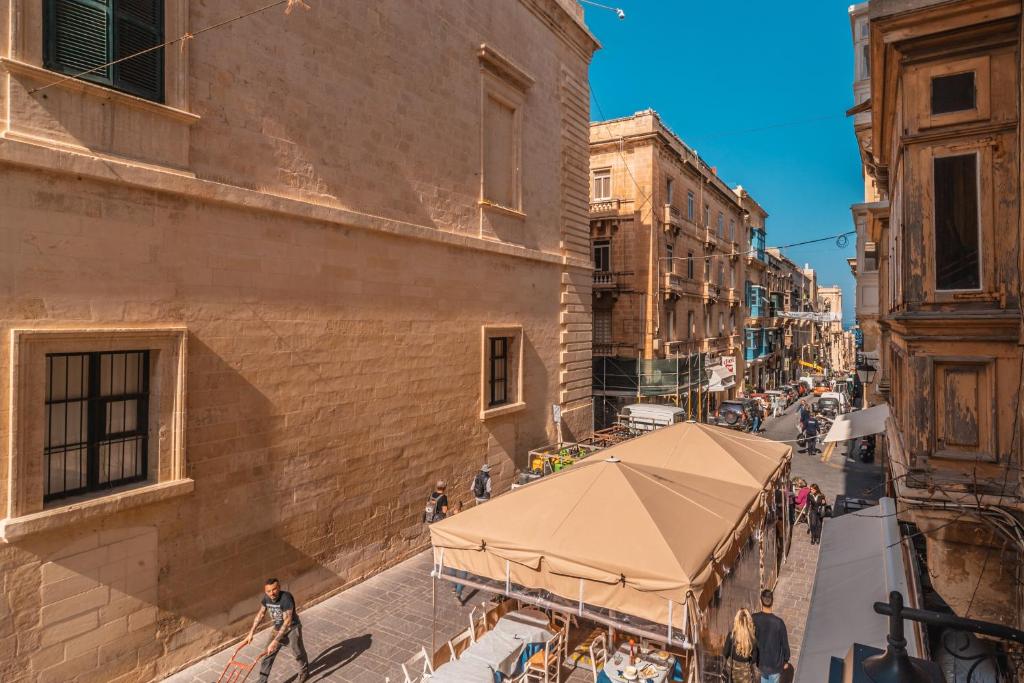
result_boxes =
[583,0,861,327]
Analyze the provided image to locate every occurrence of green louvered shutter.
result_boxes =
[45,0,113,85]
[113,0,164,102]
[44,0,163,102]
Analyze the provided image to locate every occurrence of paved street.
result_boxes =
[165,403,882,682]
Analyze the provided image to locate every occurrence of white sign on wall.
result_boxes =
[721,356,736,377]
[551,403,561,425]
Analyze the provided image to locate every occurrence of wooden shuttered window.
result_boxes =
[44,0,164,103]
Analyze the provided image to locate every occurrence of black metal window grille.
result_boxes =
[44,351,150,502]
[488,338,509,407]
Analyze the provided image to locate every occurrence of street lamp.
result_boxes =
[856,359,877,385]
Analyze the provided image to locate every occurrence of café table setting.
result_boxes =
[598,641,676,683]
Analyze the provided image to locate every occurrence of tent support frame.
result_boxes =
[431,570,694,651]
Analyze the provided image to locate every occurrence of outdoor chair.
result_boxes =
[524,630,564,682]
[401,647,434,683]
[588,632,608,683]
[447,627,474,660]
[795,504,809,526]
[550,611,574,663]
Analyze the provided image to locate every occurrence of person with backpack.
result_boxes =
[424,480,448,523]
[473,464,492,504]
[723,608,759,683]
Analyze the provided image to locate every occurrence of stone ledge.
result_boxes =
[0,137,572,270]
[479,401,527,421]
[0,479,194,542]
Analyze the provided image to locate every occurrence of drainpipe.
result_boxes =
[644,154,656,361]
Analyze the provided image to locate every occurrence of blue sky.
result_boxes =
[583,0,862,327]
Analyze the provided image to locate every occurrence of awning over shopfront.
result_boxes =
[822,403,890,443]
[794,498,923,683]
[429,423,791,632]
[706,365,736,393]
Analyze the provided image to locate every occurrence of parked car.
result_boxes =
[619,403,688,433]
[712,399,754,430]
[816,396,841,419]
[821,391,850,414]
[812,380,831,396]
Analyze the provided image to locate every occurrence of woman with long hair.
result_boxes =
[723,608,759,683]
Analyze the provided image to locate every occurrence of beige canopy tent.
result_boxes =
[429,423,791,647]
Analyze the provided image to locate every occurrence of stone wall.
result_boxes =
[0,1,597,680]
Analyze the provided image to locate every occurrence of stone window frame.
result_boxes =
[480,325,525,420]
[477,44,532,220]
[5,0,189,111]
[2,327,190,541]
[592,168,612,201]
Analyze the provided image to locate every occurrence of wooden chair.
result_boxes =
[550,612,574,663]
[588,632,608,683]
[447,627,474,660]
[525,630,564,682]
[401,647,434,683]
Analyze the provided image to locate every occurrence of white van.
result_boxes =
[619,404,688,433]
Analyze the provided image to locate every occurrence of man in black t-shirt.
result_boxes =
[246,578,309,683]
[752,589,790,683]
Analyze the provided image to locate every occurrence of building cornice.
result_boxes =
[519,0,600,60]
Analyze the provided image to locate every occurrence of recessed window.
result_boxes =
[488,337,509,407]
[704,205,710,228]
[593,239,611,272]
[934,153,980,290]
[44,351,149,501]
[43,0,165,103]
[687,192,694,220]
[666,242,674,273]
[687,311,695,338]
[593,169,612,200]
[717,212,724,237]
[666,177,674,205]
[931,72,975,115]
[483,95,519,208]
[594,311,612,346]
[687,251,694,279]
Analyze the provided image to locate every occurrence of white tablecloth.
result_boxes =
[462,610,554,676]
[429,656,496,683]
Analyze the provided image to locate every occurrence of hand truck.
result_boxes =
[216,642,266,683]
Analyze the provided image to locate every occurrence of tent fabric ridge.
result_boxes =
[624,464,744,521]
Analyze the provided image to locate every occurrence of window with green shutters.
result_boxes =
[44,0,164,103]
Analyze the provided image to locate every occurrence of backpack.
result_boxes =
[473,473,489,499]
[423,493,445,524]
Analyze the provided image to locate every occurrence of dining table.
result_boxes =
[598,642,676,683]
[429,655,496,683]
[458,608,555,679]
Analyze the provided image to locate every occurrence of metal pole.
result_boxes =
[431,576,437,658]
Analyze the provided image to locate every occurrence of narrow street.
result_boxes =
[166,405,884,683]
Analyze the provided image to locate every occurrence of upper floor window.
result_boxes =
[45,351,150,501]
[729,219,735,242]
[686,251,694,279]
[687,191,694,220]
[717,212,724,237]
[483,93,520,209]
[704,205,710,228]
[666,242,674,272]
[687,311,695,338]
[487,337,509,407]
[593,239,611,272]
[44,0,165,103]
[594,310,612,346]
[593,168,612,200]
[931,72,975,115]
[666,177,674,205]
[934,153,980,290]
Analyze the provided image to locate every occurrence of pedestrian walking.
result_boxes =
[752,590,791,683]
[723,608,759,683]
[246,578,309,683]
[803,415,820,455]
[424,480,449,523]
[750,402,763,434]
[808,484,826,545]
[472,463,492,504]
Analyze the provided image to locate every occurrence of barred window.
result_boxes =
[488,338,509,407]
[44,351,149,501]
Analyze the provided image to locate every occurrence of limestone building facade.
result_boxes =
[0,1,598,680]
[853,0,1023,644]
[588,111,760,424]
